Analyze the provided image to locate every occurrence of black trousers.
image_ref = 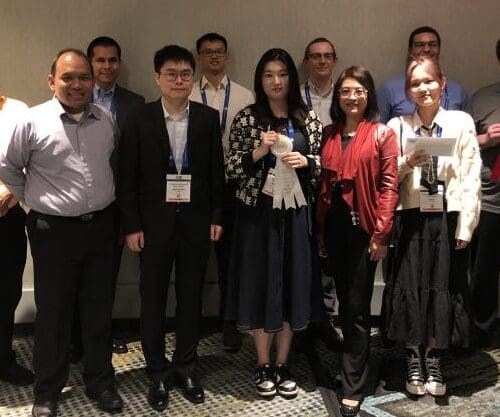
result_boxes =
[214,180,236,322]
[326,204,376,401]
[470,210,500,333]
[27,207,116,401]
[0,205,26,370]
[139,225,209,382]
[71,205,123,352]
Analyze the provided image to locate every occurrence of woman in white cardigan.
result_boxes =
[382,56,481,398]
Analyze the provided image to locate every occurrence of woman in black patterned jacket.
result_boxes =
[225,48,322,399]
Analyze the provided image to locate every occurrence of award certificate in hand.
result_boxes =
[404,137,457,156]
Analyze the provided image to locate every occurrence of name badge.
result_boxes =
[261,168,276,197]
[166,174,191,202]
[419,184,444,212]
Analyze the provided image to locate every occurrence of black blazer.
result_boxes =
[118,99,225,244]
[114,84,145,132]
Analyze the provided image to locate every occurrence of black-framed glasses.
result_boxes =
[159,71,194,82]
[199,48,227,58]
[412,41,439,48]
[307,52,336,61]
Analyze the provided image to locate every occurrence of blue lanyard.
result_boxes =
[200,79,231,133]
[287,119,295,142]
[168,146,190,173]
[304,82,313,110]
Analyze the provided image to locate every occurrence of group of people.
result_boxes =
[0,26,498,417]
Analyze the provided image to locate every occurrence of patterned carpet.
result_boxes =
[0,329,498,417]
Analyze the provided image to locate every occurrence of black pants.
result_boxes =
[326,204,376,401]
[470,210,500,333]
[0,205,26,370]
[214,180,236,322]
[139,227,209,382]
[27,207,117,401]
[71,212,123,353]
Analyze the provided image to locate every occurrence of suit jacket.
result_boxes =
[118,99,225,245]
[113,84,145,132]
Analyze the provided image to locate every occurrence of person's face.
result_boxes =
[304,41,337,80]
[262,60,289,102]
[197,40,228,76]
[408,65,445,108]
[90,46,121,90]
[338,77,368,119]
[409,32,440,59]
[155,60,194,102]
[48,52,93,114]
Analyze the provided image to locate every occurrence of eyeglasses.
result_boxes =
[307,52,336,61]
[339,87,367,98]
[199,48,227,58]
[412,41,439,48]
[159,71,194,82]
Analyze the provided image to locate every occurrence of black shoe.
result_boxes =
[275,363,298,398]
[339,399,360,417]
[175,374,204,404]
[254,363,276,398]
[87,388,124,412]
[112,337,128,354]
[405,348,425,396]
[321,323,344,352]
[148,380,169,412]
[0,362,34,386]
[32,400,57,417]
[222,326,243,352]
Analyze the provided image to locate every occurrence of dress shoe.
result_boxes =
[0,362,34,386]
[112,337,128,354]
[222,326,243,352]
[31,400,57,417]
[176,374,205,404]
[148,380,169,411]
[87,387,124,412]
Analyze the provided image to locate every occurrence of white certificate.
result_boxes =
[404,137,457,156]
[166,174,191,202]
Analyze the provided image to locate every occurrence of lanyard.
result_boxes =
[168,145,190,174]
[304,82,313,110]
[200,79,231,133]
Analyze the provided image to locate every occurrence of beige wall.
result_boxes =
[2,0,499,319]
[1,0,499,106]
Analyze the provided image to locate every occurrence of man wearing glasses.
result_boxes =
[190,32,253,352]
[300,37,344,352]
[118,45,224,412]
[301,37,338,126]
[377,26,469,123]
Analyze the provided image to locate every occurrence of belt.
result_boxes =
[32,206,110,223]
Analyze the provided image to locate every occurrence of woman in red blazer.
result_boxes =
[316,66,399,417]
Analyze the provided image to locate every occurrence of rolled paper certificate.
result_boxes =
[270,134,307,210]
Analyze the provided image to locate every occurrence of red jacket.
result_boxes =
[317,121,399,245]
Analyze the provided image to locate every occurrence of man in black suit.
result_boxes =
[118,45,224,412]
[70,37,146,359]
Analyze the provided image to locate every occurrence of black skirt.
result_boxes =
[225,194,322,333]
[382,208,470,349]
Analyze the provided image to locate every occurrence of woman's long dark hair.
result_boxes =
[329,66,379,127]
[252,48,308,128]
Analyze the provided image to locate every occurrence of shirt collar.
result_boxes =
[161,97,189,120]
[93,83,116,98]
[200,74,229,90]
[411,107,445,131]
[307,78,333,96]
[52,96,102,120]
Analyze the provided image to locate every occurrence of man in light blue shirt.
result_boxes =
[377,26,469,123]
